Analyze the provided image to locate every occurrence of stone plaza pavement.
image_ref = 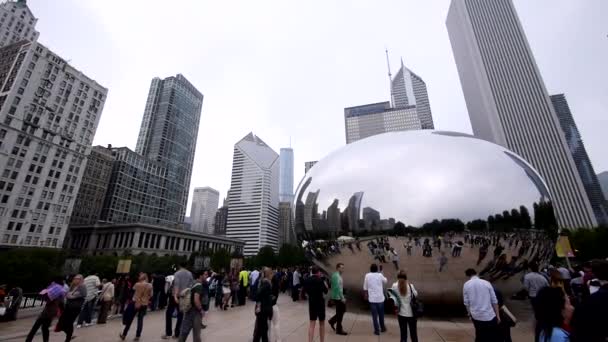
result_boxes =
[0,295,534,342]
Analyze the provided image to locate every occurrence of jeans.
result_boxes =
[397,316,418,342]
[123,306,147,338]
[151,290,161,311]
[530,297,540,342]
[25,316,52,342]
[328,300,346,333]
[472,317,499,342]
[369,302,385,334]
[77,299,95,325]
[252,313,270,342]
[178,309,202,342]
[165,297,183,337]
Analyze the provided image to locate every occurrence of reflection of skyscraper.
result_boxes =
[305,161,317,174]
[279,148,294,203]
[294,177,312,235]
[551,94,608,226]
[391,59,434,129]
[344,102,421,144]
[446,0,596,228]
[363,207,381,231]
[346,192,364,232]
[226,133,280,255]
[304,190,320,232]
[326,199,341,235]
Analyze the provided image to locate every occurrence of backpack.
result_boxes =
[178,283,201,313]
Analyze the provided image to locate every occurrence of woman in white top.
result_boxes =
[390,270,418,342]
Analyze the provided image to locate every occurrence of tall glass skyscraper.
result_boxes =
[226,133,279,255]
[551,94,608,226]
[136,74,204,223]
[446,0,596,228]
[279,147,294,203]
[391,60,434,129]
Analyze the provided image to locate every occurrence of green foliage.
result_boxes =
[210,249,232,272]
[277,243,306,268]
[564,228,608,262]
[256,245,277,268]
[0,248,66,292]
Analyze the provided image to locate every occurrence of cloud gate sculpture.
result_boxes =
[294,130,557,312]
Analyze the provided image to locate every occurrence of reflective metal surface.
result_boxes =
[294,131,557,310]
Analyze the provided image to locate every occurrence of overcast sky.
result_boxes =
[27,0,607,213]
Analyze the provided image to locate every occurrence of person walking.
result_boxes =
[177,270,205,342]
[291,268,301,302]
[200,271,210,329]
[571,260,608,342]
[304,266,328,342]
[76,273,100,328]
[524,263,549,341]
[269,268,281,342]
[252,267,274,342]
[391,248,400,270]
[535,287,573,342]
[97,278,114,324]
[57,274,87,342]
[463,269,501,342]
[328,263,347,336]
[162,262,193,339]
[390,270,419,342]
[250,268,261,301]
[25,277,66,342]
[120,273,153,341]
[364,263,387,335]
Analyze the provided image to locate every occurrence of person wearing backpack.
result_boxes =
[177,270,206,342]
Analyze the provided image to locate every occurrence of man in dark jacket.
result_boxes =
[571,260,608,342]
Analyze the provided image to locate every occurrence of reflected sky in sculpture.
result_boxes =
[295,130,550,234]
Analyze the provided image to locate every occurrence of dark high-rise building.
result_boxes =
[135,74,204,223]
[69,146,113,226]
[551,94,608,226]
[213,200,228,236]
[446,0,596,228]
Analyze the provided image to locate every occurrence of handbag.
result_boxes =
[409,284,423,318]
[500,305,517,327]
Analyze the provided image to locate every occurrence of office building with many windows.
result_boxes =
[391,59,434,129]
[344,101,421,144]
[0,0,39,48]
[190,186,219,234]
[226,133,279,255]
[135,74,204,224]
[279,147,294,203]
[550,94,608,226]
[0,40,107,248]
[446,0,596,228]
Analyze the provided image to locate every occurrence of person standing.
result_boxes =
[328,263,347,336]
[363,263,387,336]
[77,273,100,328]
[571,260,608,342]
[269,268,281,342]
[250,268,261,301]
[292,268,301,302]
[200,271,210,329]
[151,273,165,311]
[303,266,328,342]
[25,278,66,342]
[463,269,501,342]
[97,278,115,324]
[57,275,87,342]
[390,270,418,342]
[535,287,573,342]
[120,273,153,341]
[524,263,549,341]
[178,271,205,342]
[238,268,249,306]
[252,267,274,342]
[391,248,400,270]
[162,262,193,339]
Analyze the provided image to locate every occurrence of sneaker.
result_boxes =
[119,333,126,341]
[201,324,207,329]
[134,337,140,341]
[84,323,93,327]
[161,335,171,340]
[381,327,387,333]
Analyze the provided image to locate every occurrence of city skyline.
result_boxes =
[26,1,606,210]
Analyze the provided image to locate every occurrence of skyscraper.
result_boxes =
[190,187,220,234]
[0,0,39,48]
[391,60,434,129]
[446,0,596,228]
[135,74,203,224]
[226,133,279,255]
[278,201,294,246]
[0,40,107,248]
[279,147,294,203]
[551,94,608,226]
[344,102,421,144]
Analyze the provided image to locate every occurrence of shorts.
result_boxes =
[308,302,326,321]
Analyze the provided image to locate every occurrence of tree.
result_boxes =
[210,249,232,272]
[520,205,532,229]
[277,244,307,268]
[393,221,406,236]
[256,246,277,268]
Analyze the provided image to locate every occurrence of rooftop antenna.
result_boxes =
[385,48,394,107]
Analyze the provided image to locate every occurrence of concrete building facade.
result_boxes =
[344,101,421,144]
[391,60,434,129]
[0,0,39,48]
[446,0,596,228]
[190,186,219,234]
[226,133,279,255]
[0,40,107,248]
